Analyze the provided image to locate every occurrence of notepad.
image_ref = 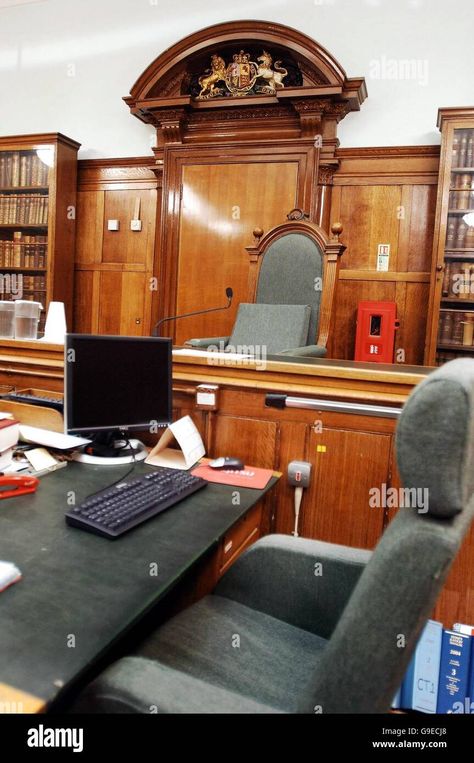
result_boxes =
[0,561,22,592]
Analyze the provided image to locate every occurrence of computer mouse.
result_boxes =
[209,456,245,470]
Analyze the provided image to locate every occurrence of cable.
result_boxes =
[81,434,138,500]
[292,486,303,537]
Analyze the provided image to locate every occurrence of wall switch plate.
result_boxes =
[195,384,219,410]
[107,219,120,231]
[130,219,142,231]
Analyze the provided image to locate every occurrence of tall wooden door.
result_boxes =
[173,161,299,345]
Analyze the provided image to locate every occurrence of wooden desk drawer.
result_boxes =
[219,502,262,575]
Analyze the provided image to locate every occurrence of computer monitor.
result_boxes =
[65,334,172,464]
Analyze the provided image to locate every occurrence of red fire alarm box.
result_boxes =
[354,301,399,363]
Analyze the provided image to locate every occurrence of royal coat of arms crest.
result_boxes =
[225,51,258,96]
[195,49,288,99]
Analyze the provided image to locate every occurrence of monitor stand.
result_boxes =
[72,430,148,466]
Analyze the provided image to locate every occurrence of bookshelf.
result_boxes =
[0,133,80,334]
[425,109,474,365]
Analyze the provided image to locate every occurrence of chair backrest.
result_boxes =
[255,233,324,346]
[228,303,311,355]
[298,358,474,713]
[245,213,345,350]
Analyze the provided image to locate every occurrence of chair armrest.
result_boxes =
[184,337,230,349]
[214,534,371,638]
[71,657,281,714]
[277,345,327,357]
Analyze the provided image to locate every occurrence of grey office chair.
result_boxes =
[73,358,474,713]
[185,214,345,358]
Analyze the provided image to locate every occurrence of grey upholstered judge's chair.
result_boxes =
[185,214,346,358]
[73,358,474,714]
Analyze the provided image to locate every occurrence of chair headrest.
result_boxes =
[396,358,474,518]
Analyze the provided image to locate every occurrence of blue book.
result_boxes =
[452,623,474,713]
[437,629,471,713]
[401,620,443,713]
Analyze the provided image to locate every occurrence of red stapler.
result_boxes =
[0,475,39,499]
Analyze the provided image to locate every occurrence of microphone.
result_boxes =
[152,287,234,337]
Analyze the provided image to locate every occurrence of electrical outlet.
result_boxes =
[288,460,312,488]
[130,219,142,232]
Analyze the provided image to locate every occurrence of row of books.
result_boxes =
[452,130,474,169]
[0,194,49,225]
[1,291,46,305]
[0,152,50,188]
[438,310,474,346]
[436,351,460,366]
[446,219,474,249]
[441,261,474,297]
[393,620,474,714]
[11,275,46,291]
[0,233,47,268]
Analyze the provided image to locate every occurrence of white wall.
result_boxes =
[0,0,473,158]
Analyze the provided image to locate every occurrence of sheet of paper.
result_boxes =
[25,447,59,471]
[19,425,91,450]
[169,415,206,467]
[145,415,205,469]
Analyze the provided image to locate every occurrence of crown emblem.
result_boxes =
[232,50,251,64]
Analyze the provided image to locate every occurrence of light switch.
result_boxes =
[130,220,142,231]
[107,219,120,231]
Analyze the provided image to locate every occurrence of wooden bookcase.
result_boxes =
[425,109,474,365]
[0,133,80,333]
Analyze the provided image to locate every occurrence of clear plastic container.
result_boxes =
[14,300,43,340]
[0,301,16,338]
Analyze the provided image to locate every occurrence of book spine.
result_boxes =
[437,630,471,713]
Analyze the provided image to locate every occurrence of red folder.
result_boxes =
[191,464,273,489]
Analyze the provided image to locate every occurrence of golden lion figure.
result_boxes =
[198,55,226,98]
[256,51,288,92]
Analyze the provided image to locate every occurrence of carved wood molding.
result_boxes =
[123,20,366,145]
[77,157,161,189]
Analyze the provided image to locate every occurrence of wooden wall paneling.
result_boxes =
[329,148,439,363]
[302,427,390,548]
[75,159,160,335]
[97,271,147,335]
[402,184,437,273]
[211,415,279,469]
[273,420,309,534]
[175,160,299,345]
[158,145,310,346]
[433,526,474,628]
[102,189,157,266]
[73,271,99,334]
[75,191,104,265]
[336,185,402,271]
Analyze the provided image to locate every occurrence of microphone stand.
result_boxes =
[152,289,233,337]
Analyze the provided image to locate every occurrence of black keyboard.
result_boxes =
[3,392,64,413]
[65,467,207,538]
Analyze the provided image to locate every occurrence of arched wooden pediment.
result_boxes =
[124,20,366,138]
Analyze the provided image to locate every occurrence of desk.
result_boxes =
[0,462,278,712]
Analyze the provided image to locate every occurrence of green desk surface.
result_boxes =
[0,461,278,708]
